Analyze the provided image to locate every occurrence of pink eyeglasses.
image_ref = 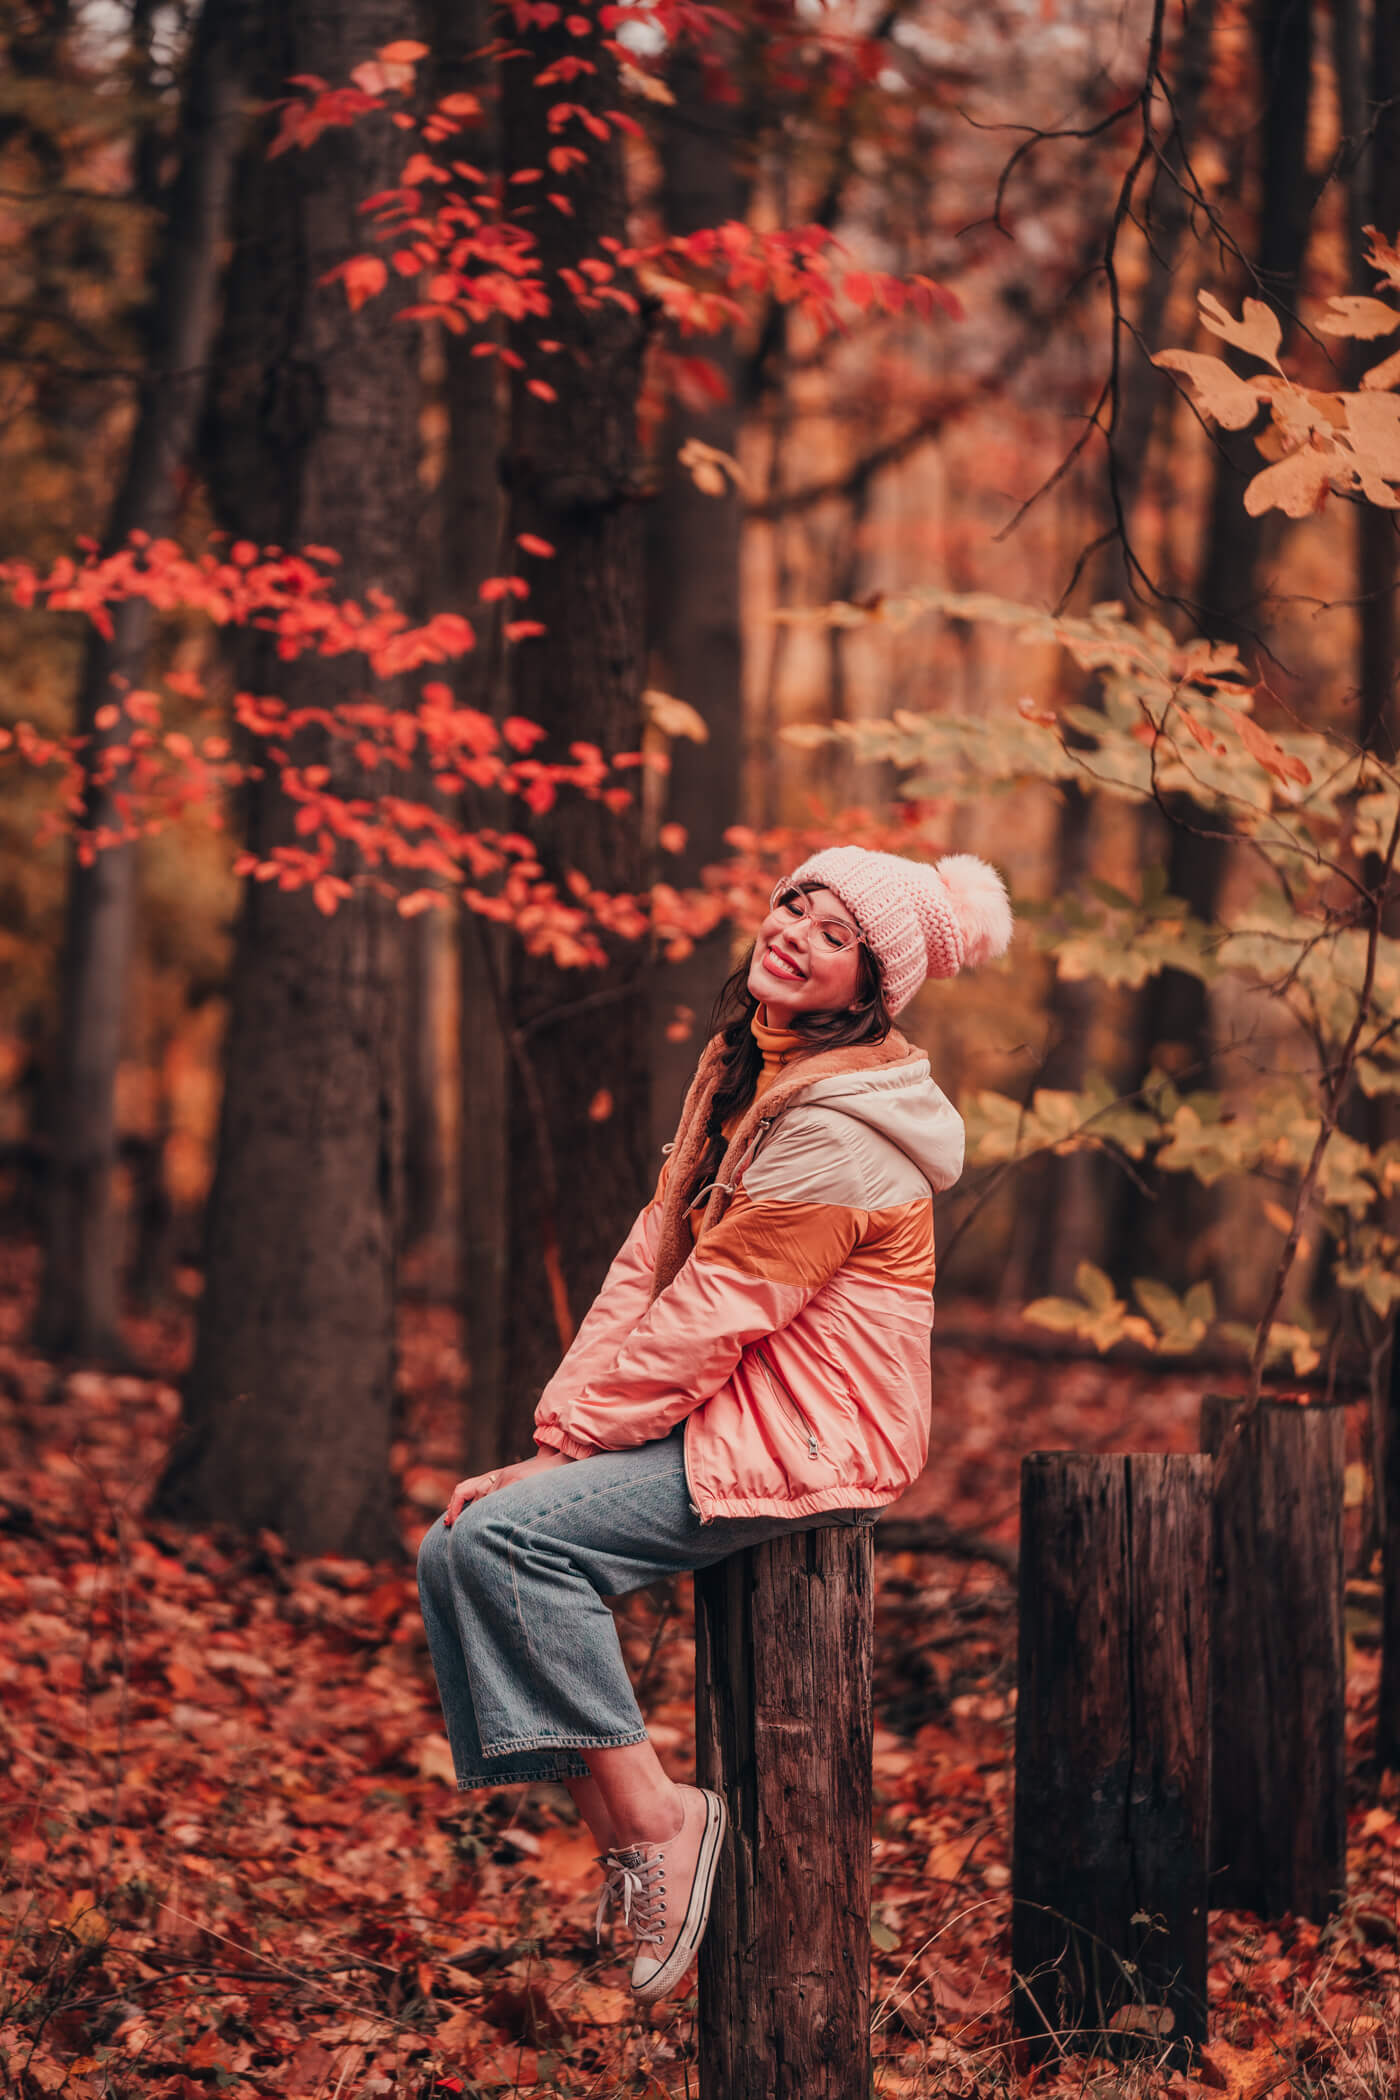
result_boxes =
[768,884,861,953]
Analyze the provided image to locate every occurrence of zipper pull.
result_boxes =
[806,1431,818,1459]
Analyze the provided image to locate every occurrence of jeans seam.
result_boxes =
[478,1725,649,1757]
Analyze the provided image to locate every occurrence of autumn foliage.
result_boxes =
[1,1256,1395,2098]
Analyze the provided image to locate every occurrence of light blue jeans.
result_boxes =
[416,1427,873,1790]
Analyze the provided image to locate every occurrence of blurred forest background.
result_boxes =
[5,5,1400,2095]
[1,0,1399,1563]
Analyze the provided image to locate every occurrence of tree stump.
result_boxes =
[1200,1395,1346,1920]
[1379,1321,1400,1770]
[694,1522,874,2100]
[1012,1453,1212,2067]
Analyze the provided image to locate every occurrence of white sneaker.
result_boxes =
[593,1785,728,2005]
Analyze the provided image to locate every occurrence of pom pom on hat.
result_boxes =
[781,844,1013,1015]
[932,853,1015,969]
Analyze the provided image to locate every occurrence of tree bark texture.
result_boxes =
[1381,1324,1400,1767]
[36,0,242,1359]
[154,0,422,1559]
[1359,0,1400,1774]
[647,40,750,1153]
[1200,1396,1346,1919]
[694,1522,874,2100]
[499,18,650,1421]
[418,0,519,1473]
[1121,0,1315,1295]
[1011,1454,1211,2068]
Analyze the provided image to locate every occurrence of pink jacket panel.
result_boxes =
[533,1045,964,1520]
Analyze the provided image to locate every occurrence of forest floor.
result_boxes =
[0,1240,1396,2100]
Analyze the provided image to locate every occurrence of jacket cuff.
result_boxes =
[534,1423,598,1461]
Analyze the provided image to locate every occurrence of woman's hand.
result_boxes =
[442,1449,572,1527]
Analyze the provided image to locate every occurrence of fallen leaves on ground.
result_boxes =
[0,1240,1395,2098]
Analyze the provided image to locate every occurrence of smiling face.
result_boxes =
[746,885,867,1023]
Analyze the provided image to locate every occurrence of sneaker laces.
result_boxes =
[594,1846,665,1947]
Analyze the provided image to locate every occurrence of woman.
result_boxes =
[417,844,1011,2004]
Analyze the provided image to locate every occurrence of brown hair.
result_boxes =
[683,882,893,1212]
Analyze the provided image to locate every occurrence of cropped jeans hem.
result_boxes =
[484,1724,650,1758]
[417,1427,873,1798]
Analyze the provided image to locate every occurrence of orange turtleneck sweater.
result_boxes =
[686,1009,805,1240]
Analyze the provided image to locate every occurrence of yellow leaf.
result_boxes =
[677,435,747,495]
[643,688,708,742]
[620,61,675,104]
[1198,290,1283,367]
[1343,390,1400,479]
[1359,343,1400,392]
[1152,349,1262,429]
[1244,444,1332,518]
[1316,294,1400,340]
[1364,224,1400,294]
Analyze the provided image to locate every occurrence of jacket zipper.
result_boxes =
[758,1345,820,1460]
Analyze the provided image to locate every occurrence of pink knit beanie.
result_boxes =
[782,846,1013,1015]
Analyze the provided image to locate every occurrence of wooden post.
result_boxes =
[694,1522,874,2100]
[1200,1395,1346,1920]
[1012,1454,1211,2067]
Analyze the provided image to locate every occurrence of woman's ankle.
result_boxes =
[563,1775,619,1854]
[615,1780,687,1850]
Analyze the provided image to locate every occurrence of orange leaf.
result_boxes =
[588,1089,614,1121]
[1238,712,1311,786]
[516,533,556,557]
[377,38,429,61]
[527,378,558,402]
[1177,706,1227,756]
[658,822,687,854]
[337,254,388,312]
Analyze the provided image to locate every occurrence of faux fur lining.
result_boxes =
[648,1028,919,1301]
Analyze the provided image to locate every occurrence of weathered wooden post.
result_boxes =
[1200,1395,1346,1920]
[694,1522,874,2100]
[1011,1453,1212,2067]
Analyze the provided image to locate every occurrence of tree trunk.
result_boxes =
[417,0,517,1474]
[1382,1322,1400,1766]
[35,0,242,1360]
[1014,1,1217,1302]
[154,0,422,1559]
[647,39,750,1152]
[1122,0,1314,1294]
[498,18,650,1423]
[695,1523,874,2100]
[1011,1454,1211,2067]
[1200,1396,1346,1920]
[1357,0,1400,1774]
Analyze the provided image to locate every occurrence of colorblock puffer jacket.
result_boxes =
[532,1029,965,1522]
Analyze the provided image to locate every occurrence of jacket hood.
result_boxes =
[650,1027,963,1300]
[791,1055,965,1194]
